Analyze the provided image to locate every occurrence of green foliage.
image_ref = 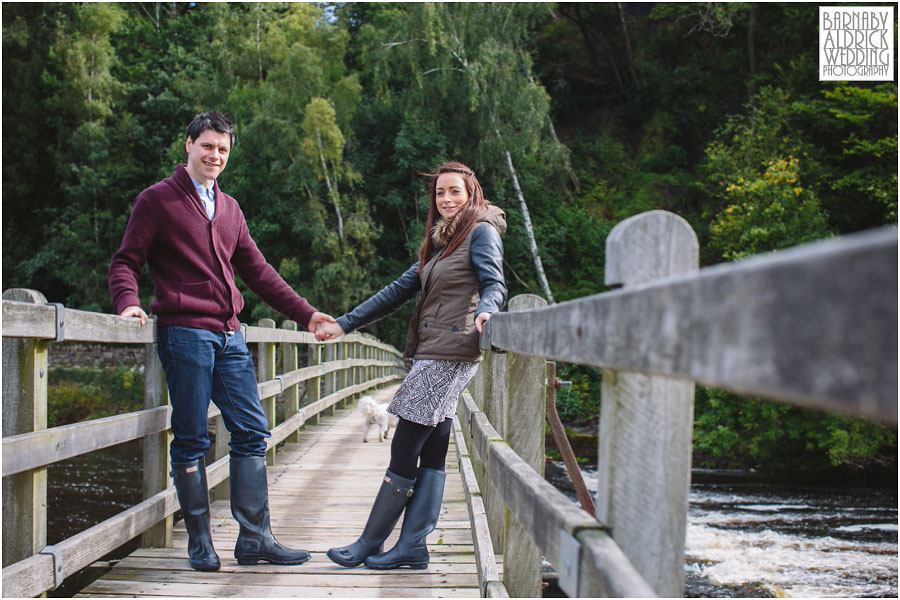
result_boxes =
[48,367,145,427]
[693,387,897,470]
[816,83,898,224]
[554,364,603,424]
[711,156,831,260]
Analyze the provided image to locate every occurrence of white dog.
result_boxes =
[359,395,396,443]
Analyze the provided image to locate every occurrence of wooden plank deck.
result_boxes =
[77,385,483,598]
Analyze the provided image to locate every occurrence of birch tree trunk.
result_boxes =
[501,145,555,304]
[316,130,344,242]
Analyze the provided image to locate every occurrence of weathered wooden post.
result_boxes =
[306,344,322,425]
[502,293,547,598]
[598,210,698,597]
[367,342,374,387]
[337,341,347,408]
[323,343,336,416]
[474,335,509,553]
[351,340,360,400]
[1,289,49,567]
[212,400,231,501]
[257,319,277,465]
[282,321,300,443]
[142,334,173,546]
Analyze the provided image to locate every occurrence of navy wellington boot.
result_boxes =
[171,458,221,571]
[326,470,416,567]
[230,455,310,565]
[364,467,446,570]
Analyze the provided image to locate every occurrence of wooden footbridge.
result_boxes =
[77,385,486,598]
[3,211,896,598]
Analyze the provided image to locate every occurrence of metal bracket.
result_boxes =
[275,375,285,393]
[558,530,581,597]
[48,302,65,342]
[39,544,64,590]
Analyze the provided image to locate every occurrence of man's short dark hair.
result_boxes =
[186,111,235,147]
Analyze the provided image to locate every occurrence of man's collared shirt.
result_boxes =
[189,176,216,220]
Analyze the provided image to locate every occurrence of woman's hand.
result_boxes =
[316,321,345,341]
[475,311,492,333]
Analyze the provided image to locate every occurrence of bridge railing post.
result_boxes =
[306,344,322,425]
[257,319,277,466]
[282,321,300,443]
[597,210,698,597]
[351,341,359,400]
[502,293,547,598]
[1,289,49,567]
[470,337,508,555]
[337,341,347,408]
[323,343,336,416]
[141,337,173,547]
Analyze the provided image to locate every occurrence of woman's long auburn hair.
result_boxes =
[416,162,489,272]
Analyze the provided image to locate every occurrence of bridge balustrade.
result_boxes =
[1,298,404,598]
[457,210,896,597]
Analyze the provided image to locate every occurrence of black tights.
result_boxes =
[388,417,453,479]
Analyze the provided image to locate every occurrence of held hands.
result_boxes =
[120,305,149,326]
[308,312,338,337]
[315,320,345,341]
[475,311,492,333]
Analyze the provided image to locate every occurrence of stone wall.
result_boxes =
[49,342,145,369]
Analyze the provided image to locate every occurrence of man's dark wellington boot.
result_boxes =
[171,458,221,572]
[365,467,446,570]
[230,455,310,565]
[326,470,416,567]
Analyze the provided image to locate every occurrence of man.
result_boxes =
[109,112,334,571]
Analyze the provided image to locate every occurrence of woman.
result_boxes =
[315,161,506,570]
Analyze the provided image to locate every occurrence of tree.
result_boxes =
[798,83,898,227]
[361,2,565,303]
[301,98,351,243]
[24,3,139,311]
[710,156,830,260]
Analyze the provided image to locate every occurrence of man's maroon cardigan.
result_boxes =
[109,164,317,332]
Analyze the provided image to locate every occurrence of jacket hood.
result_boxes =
[479,204,507,235]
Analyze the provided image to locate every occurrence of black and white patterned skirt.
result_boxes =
[387,359,480,426]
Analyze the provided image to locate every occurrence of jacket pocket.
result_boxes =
[422,320,459,332]
[176,280,215,313]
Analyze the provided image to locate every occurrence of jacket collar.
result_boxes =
[169,164,216,220]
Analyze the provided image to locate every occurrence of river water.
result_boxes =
[685,469,897,598]
[559,464,898,598]
[45,447,897,597]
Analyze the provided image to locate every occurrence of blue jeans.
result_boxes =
[157,326,270,464]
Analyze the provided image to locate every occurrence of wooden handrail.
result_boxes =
[457,391,655,597]
[452,420,508,598]
[1,302,403,358]
[2,361,404,477]
[1,300,405,598]
[482,227,897,426]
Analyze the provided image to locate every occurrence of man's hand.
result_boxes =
[475,311,492,334]
[120,305,149,326]
[308,311,337,335]
[315,321,345,341]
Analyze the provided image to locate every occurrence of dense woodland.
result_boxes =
[3,2,897,473]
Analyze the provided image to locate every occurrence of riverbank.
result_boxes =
[546,426,898,486]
